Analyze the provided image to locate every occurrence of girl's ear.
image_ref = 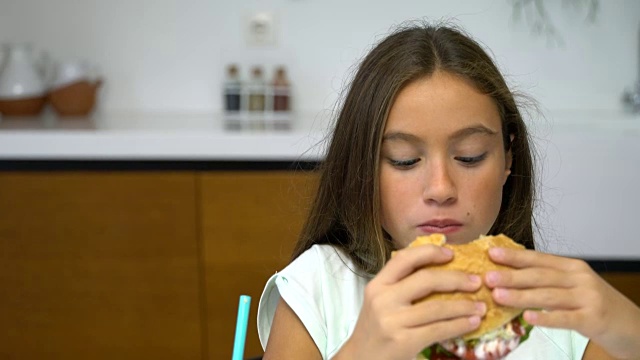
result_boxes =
[504,134,515,184]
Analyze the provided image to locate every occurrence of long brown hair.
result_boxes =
[293,22,536,275]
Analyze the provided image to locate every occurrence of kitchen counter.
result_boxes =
[0,112,328,161]
[0,110,638,161]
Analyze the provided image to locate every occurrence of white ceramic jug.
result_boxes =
[0,43,47,100]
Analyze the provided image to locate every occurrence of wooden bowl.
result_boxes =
[0,96,47,116]
[49,80,102,117]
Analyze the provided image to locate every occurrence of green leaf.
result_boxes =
[518,313,534,344]
[420,346,431,358]
[420,344,457,359]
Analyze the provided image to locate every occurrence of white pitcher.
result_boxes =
[0,43,48,100]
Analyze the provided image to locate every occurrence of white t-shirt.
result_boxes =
[258,244,590,359]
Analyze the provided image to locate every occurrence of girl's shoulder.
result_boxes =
[283,244,372,280]
[291,243,348,269]
[257,244,371,358]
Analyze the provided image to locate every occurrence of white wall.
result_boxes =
[1,0,638,123]
[535,120,640,259]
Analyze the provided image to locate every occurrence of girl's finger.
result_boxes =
[488,247,589,273]
[409,315,482,350]
[484,267,575,289]
[492,287,581,310]
[392,268,482,304]
[521,308,587,330]
[393,299,486,328]
[376,245,453,285]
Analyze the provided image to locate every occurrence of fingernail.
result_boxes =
[494,288,508,300]
[475,302,486,315]
[524,310,538,324]
[486,271,500,285]
[469,315,481,327]
[468,274,481,285]
[489,247,504,259]
[441,247,453,256]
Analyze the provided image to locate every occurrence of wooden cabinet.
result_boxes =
[0,172,203,360]
[0,170,317,360]
[1,169,638,360]
[200,171,318,359]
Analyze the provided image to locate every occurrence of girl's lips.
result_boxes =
[418,224,462,234]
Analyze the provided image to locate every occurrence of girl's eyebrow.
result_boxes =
[382,132,423,144]
[382,124,498,144]
[449,125,498,141]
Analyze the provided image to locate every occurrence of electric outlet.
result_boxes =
[246,12,276,47]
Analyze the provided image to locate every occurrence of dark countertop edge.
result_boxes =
[585,259,640,273]
[0,159,322,171]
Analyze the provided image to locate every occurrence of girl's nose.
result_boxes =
[422,160,457,205]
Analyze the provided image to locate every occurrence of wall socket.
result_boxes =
[246,12,276,47]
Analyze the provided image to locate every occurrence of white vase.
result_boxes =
[0,43,47,100]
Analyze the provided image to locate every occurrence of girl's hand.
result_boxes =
[336,245,487,360]
[486,247,640,360]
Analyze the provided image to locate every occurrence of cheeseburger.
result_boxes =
[409,234,533,360]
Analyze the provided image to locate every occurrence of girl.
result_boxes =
[257,23,640,360]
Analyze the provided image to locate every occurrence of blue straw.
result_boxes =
[231,295,252,360]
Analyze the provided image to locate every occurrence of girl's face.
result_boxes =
[379,71,512,248]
